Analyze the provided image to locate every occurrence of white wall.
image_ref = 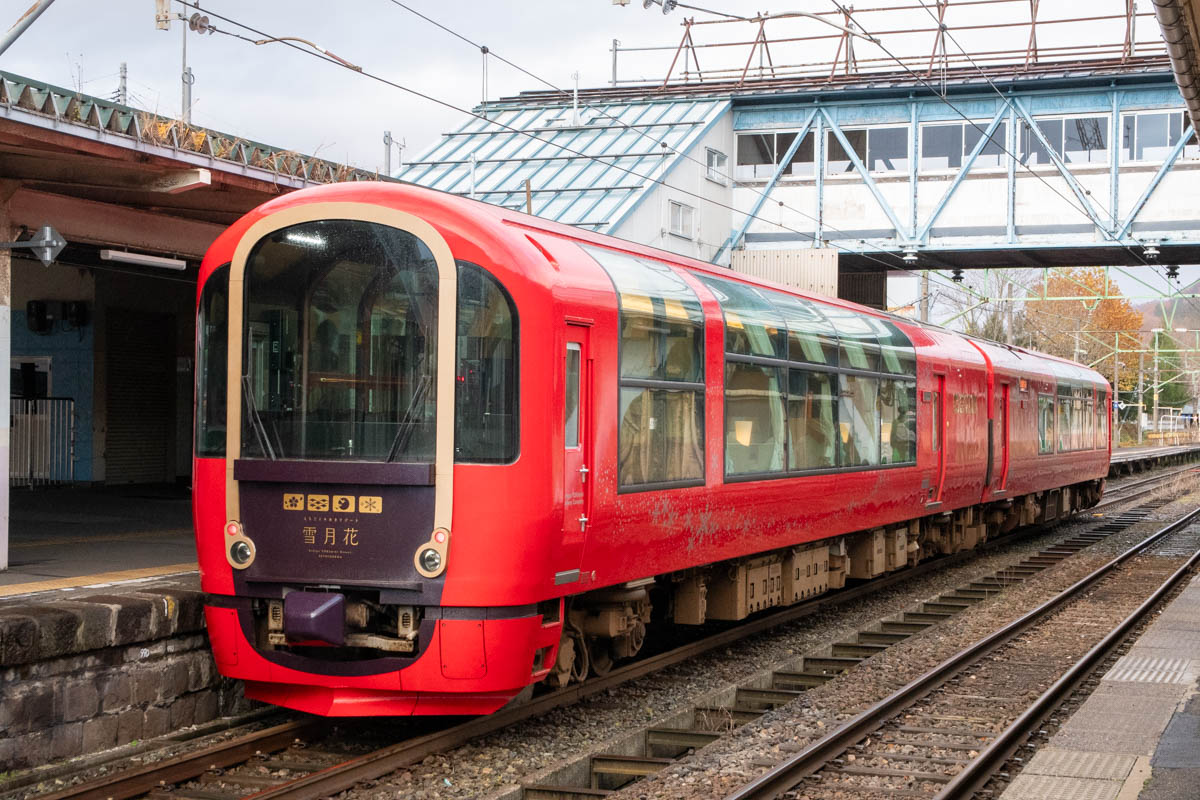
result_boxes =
[613,112,734,264]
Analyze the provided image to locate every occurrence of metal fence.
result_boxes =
[10,397,75,487]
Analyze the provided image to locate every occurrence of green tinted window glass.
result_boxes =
[787,369,837,470]
[838,373,880,466]
[725,362,786,475]
[699,275,786,359]
[770,292,838,366]
[880,379,917,464]
[874,319,916,375]
[824,306,880,371]
[585,246,704,383]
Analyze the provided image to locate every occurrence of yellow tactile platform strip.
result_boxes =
[0,564,198,598]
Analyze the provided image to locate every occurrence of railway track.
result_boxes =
[21,467,1193,800]
[723,504,1200,800]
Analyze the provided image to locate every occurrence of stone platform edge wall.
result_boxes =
[0,586,247,771]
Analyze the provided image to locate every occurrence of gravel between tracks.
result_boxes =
[329,473,1200,800]
[613,477,1200,800]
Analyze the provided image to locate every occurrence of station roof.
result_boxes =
[0,70,380,262]
[396,97,729,232]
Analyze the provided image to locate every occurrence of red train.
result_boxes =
[192,182,1110,716]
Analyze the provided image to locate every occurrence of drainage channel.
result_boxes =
[519,500,1170,799]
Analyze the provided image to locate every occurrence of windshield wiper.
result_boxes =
[242,375,278,460]
[386,372,431,462]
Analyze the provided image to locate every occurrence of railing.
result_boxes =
[10,397,76,487]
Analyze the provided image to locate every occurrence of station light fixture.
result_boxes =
[100,249,188,271]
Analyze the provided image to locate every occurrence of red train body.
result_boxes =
[192,182,1110,716]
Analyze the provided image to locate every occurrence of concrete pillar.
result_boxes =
[0,197,11,571]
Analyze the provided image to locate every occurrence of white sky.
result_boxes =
[3,0,1195,311]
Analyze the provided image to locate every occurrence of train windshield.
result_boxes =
[241,219,439,462]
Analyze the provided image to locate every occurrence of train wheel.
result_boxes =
[588,637,614,677]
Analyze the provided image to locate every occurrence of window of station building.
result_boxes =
[706,147,729,185]
[699,274,916,478]
[454,261,518,464]
[1021,116,1109,166]
[1121,110,1200,162]
[734,130,816,180]
[196,264,229,457]
[828,125,909,175]
[585,246,705,489]
[668,200,696,239]
[920,121,1010,171]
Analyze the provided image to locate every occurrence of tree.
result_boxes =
[1022,268,1143,391]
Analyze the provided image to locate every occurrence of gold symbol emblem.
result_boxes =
[358,496,382,514]
[333,495,355,513]
[283,493,304,511]
[307,494,330,512]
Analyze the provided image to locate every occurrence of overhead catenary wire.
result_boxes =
[174,0,915,280]
[173,0,1117,348]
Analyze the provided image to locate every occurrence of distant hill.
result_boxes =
[1136,276,1200,333]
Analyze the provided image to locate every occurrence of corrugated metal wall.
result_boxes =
[104,311,173,484]
[731,248,838,297]
[837,272,888,310]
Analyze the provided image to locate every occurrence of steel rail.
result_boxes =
[724,504,1200,800]
[31,720,324,800]
[936,518,1200,798]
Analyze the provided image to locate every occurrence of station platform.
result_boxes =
[1109,443,1200,475]
[1001,571,1200,800]
[1,484,197,598]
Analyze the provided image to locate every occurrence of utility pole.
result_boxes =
[1113,332,1119,446]
[1152,330,1161,436]
[1136,351,1144,444]
[383,131,392,176]
[919,271,930,323]
[611,39,620,86]
[116,62,127,104]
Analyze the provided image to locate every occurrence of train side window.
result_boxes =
[585,246,705,489]
[823,306,881,372]
[1037,393,1054,454]
[455,261,519,463]
[196,264,230,457]
[874,320,917,375]
[880,378,917,464]
[725,362,785,475]
[931,390,941,452]
[839,374,880,467]
[770,293,838,366]
[565,344,580,449]
[697,276,786,359]
[788,370,837,469]
[1057,395,1072,452]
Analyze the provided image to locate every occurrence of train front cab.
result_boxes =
[194,196,566,716]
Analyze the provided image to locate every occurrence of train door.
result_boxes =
[560,324,593,578]
[927,373,947,506]
[996,382,1010,492]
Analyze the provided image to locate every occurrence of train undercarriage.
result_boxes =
[547,479,1105,687]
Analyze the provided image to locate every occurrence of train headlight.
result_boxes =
[226,534,256,570]
[419,548,442,573]
[413,528,450,578]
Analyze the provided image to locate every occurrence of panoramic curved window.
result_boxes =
[698,274,916,479]
[586,246,705,489]
[196,264,229,457]
[241,220,439,462]
[454,261,518,463]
